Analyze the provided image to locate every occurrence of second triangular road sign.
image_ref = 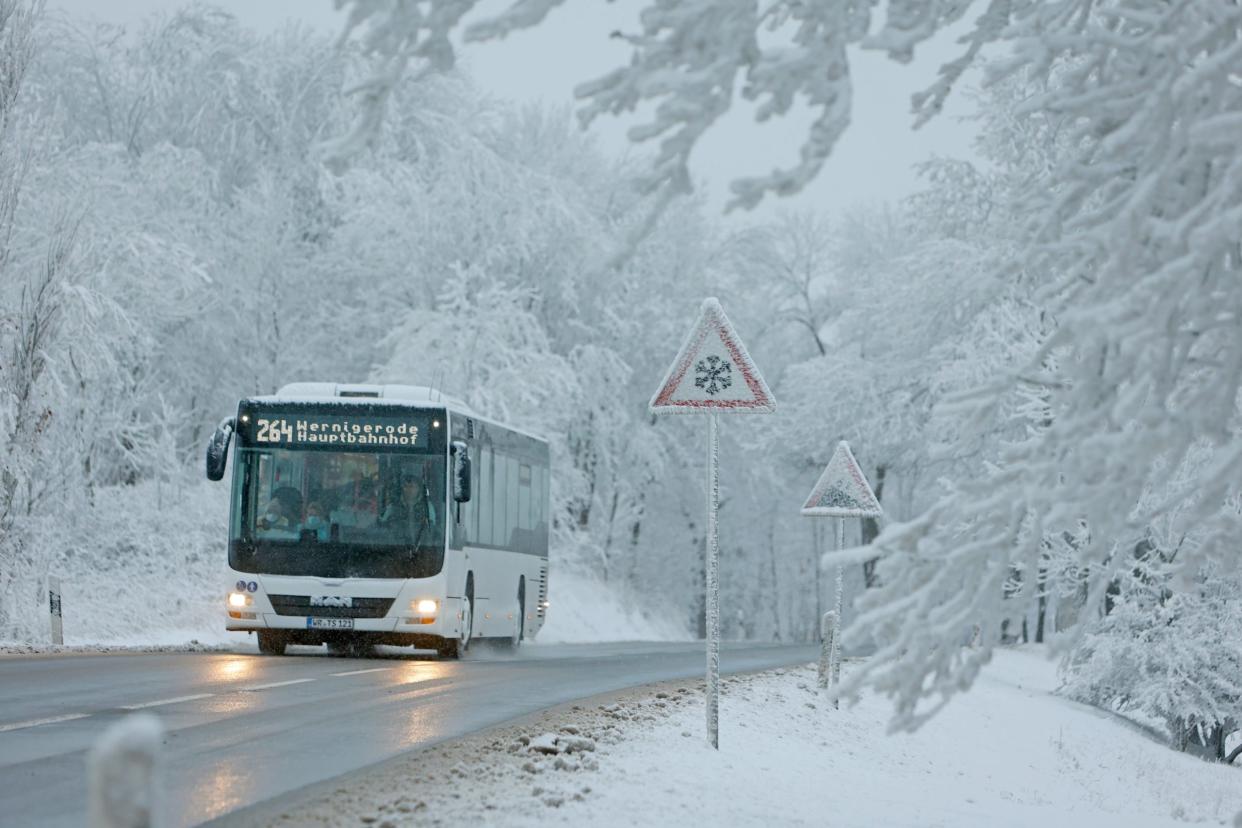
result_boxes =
[802,441,883,518]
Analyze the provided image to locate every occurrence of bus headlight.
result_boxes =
[228,592,251,608]
[411,599,438,614]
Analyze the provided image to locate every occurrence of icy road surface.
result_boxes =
[0,641,814,826]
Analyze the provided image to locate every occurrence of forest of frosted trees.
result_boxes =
[1,0,1239,761]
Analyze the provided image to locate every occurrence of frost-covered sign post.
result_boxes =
[801,441,883,699]
[650,297,775,749]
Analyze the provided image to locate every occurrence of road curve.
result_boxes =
[0,641,816,826]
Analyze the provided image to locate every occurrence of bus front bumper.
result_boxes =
[226,614,447,634]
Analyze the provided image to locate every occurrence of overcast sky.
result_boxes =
[50,0,982,223]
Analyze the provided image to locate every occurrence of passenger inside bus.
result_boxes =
[330,478,378,529]
[256,487,302,539]
[301,500,330,541]
[379,461,439,543]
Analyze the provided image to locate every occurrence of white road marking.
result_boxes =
[121,693,215,710]
[331,667,390,677]
[241,678,316,692]
[0,713,90,733]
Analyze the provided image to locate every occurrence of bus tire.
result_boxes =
[501,578,525,652]
[257,631,287,656]
[439,577,474,659]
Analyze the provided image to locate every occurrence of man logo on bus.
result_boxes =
[695,355,733,396]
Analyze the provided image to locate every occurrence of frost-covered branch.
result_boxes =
[331,0,995,207]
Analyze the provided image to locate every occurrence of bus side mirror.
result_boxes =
[452,441,472,503]
[206,417,235,481]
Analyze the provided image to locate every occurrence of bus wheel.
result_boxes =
[439,588,473,659]
[502,579,525,651]
[257,631,287,656]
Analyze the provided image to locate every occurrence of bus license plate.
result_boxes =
[307,617,354,630]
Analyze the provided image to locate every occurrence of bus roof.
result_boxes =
[260,383,468,409]
[246,383,549,445]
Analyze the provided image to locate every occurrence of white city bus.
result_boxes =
[205,383,550,657]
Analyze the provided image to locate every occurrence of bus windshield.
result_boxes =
[229,447,446,579]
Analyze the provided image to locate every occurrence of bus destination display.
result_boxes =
[243,411,429,449]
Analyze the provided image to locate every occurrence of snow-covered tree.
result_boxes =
[320,0,1242,729]
[0,3,730,641]
[0,0,82,639]
[836,3,1242,730]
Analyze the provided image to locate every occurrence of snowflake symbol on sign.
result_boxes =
[695,355,733,396]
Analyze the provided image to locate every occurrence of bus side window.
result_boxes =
[531,464,544,530]
[478,448,493,546]
[536,464,549,546]
[518,463,532,533]
[505,455,519,548]
[466,454,481,543]
[493,453,509,549]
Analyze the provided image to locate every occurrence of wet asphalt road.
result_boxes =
[0,641,816,826]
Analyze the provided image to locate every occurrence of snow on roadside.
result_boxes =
[1,481,237,651]
[240,648,1241,828]
[0,640,235,656]
[537,570,690,643]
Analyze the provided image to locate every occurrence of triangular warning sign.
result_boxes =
[649,298,775,415]
[801,442,883,518]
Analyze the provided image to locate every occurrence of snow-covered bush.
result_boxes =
[1064,559,1242,762]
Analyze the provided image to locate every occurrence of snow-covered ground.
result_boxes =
[536,571,691,643]
[4,482,235,650]
[241,648,1242,827]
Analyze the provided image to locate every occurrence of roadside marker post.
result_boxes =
[48,575,63,646]
[818,610,837,690]
[650,297,775,749]
[800,441,883,704]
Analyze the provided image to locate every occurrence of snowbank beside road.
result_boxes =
[535,571,691,643]
[242,648,1242,827]
[1,481,237,650]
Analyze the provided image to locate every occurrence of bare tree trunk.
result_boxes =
[1035,590,1047,643]
[861,464,886,588]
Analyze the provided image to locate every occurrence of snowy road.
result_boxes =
[0,641,815,826]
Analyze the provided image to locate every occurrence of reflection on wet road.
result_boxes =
[0,642,815,826]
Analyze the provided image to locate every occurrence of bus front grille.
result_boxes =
[268,595,395,619]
